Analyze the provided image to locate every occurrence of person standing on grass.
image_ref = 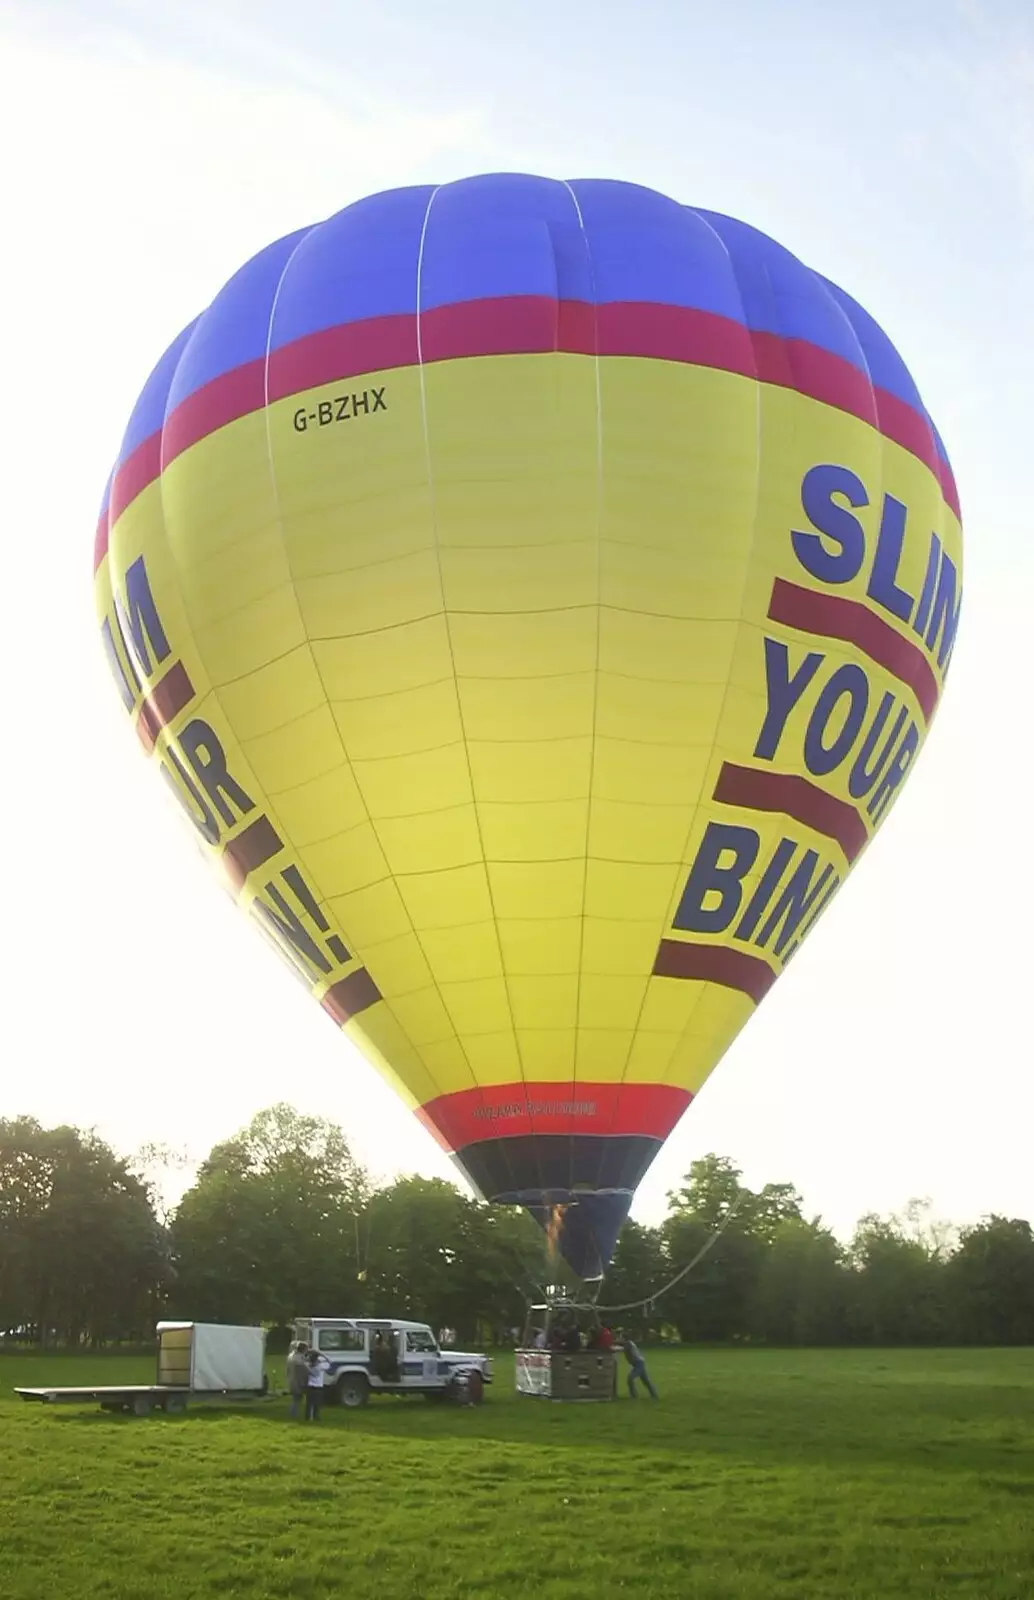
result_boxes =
[305,1347,332,1421]
[286,1340,310,1420]
[621,1333,658,1399]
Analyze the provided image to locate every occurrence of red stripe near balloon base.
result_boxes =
[416,1080,691,1155]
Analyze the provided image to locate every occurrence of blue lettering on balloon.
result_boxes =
[925,547,962,669]
[161,748,221,845]
[734,837,797,941]
[100,616,139,712]
[847,694,908,799]
[178,720,255,827]
[803,664,870,777]
[672,822,760,934]
[117,555,171,681]
[866,721,920,823]
[791,463,868,585]
[867,493,915,623]
[912,532,941,640]
[754,639,824,761]
[754,850,839,958]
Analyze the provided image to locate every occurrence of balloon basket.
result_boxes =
[515,1347,617,1402]
[516,1298,618,1401]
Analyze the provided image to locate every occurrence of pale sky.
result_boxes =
[1,0,1031,1238]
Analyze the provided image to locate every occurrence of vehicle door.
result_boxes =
[316,1325,366,1385]
[401,1328,441,1388]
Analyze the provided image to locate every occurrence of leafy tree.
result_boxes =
[666,1154,745,1226]
[129,1142,193,1227]
[170,1104,368,1324]
[362,1175,474,1332]
[360,1178,541,1341]
[662,1156,805,1341]
[892,1197,958,1260]
[0,1118,165,1345]
[751,1217,846,1344]
[8,1110,1034,1355]
[847,1211,948,1344]
[598,1219,669,1340]
[471,1204,552,1340]
[946,1217,1034,1344]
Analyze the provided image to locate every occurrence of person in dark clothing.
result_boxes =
[286,1340,310,1419]
[621,1334,658,1399]
[372,1330,400,1382]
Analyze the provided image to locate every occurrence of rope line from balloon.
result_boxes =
[568,1200,744,1316]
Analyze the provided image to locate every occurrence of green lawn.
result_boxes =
[2,1347,1032,1599]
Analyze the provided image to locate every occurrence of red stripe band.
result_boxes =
[714,761,868,864]
[768,577,940,722]
[223,815,284,892]
[321,968,382,1025]
[93,298,960,571]
[653,938,776,1003]
[135,660,194,753]
[416,1081,692,1153]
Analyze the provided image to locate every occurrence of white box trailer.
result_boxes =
[15,1321,269,1416]
[156,1321,267,1392]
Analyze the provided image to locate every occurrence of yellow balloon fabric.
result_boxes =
[93,176,962,1278]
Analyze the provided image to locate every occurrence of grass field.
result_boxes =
[2,1348,1032,1599]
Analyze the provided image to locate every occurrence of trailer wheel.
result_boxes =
[337,1373,369,1409]
[163,1394,188,1415]
[132,1395,154,1417]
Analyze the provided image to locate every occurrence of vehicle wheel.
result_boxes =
[337,1373,369,1409]
[132,1395,154,1417]
[163,1394,188,1415]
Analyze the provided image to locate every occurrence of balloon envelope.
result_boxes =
[94,175,962,1279]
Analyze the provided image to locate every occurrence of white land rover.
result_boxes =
[292,1317,493,1407]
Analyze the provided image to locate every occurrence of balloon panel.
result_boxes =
[93,176,962,1278]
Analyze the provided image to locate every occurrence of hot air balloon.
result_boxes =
[94,174,963,1282]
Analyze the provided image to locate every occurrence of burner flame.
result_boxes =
[545,1203,569,1261]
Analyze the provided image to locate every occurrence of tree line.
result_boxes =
[2,1106,1032,1349]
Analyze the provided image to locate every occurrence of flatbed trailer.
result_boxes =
[13,1321,269,1417]
[18,1383,213,1415]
